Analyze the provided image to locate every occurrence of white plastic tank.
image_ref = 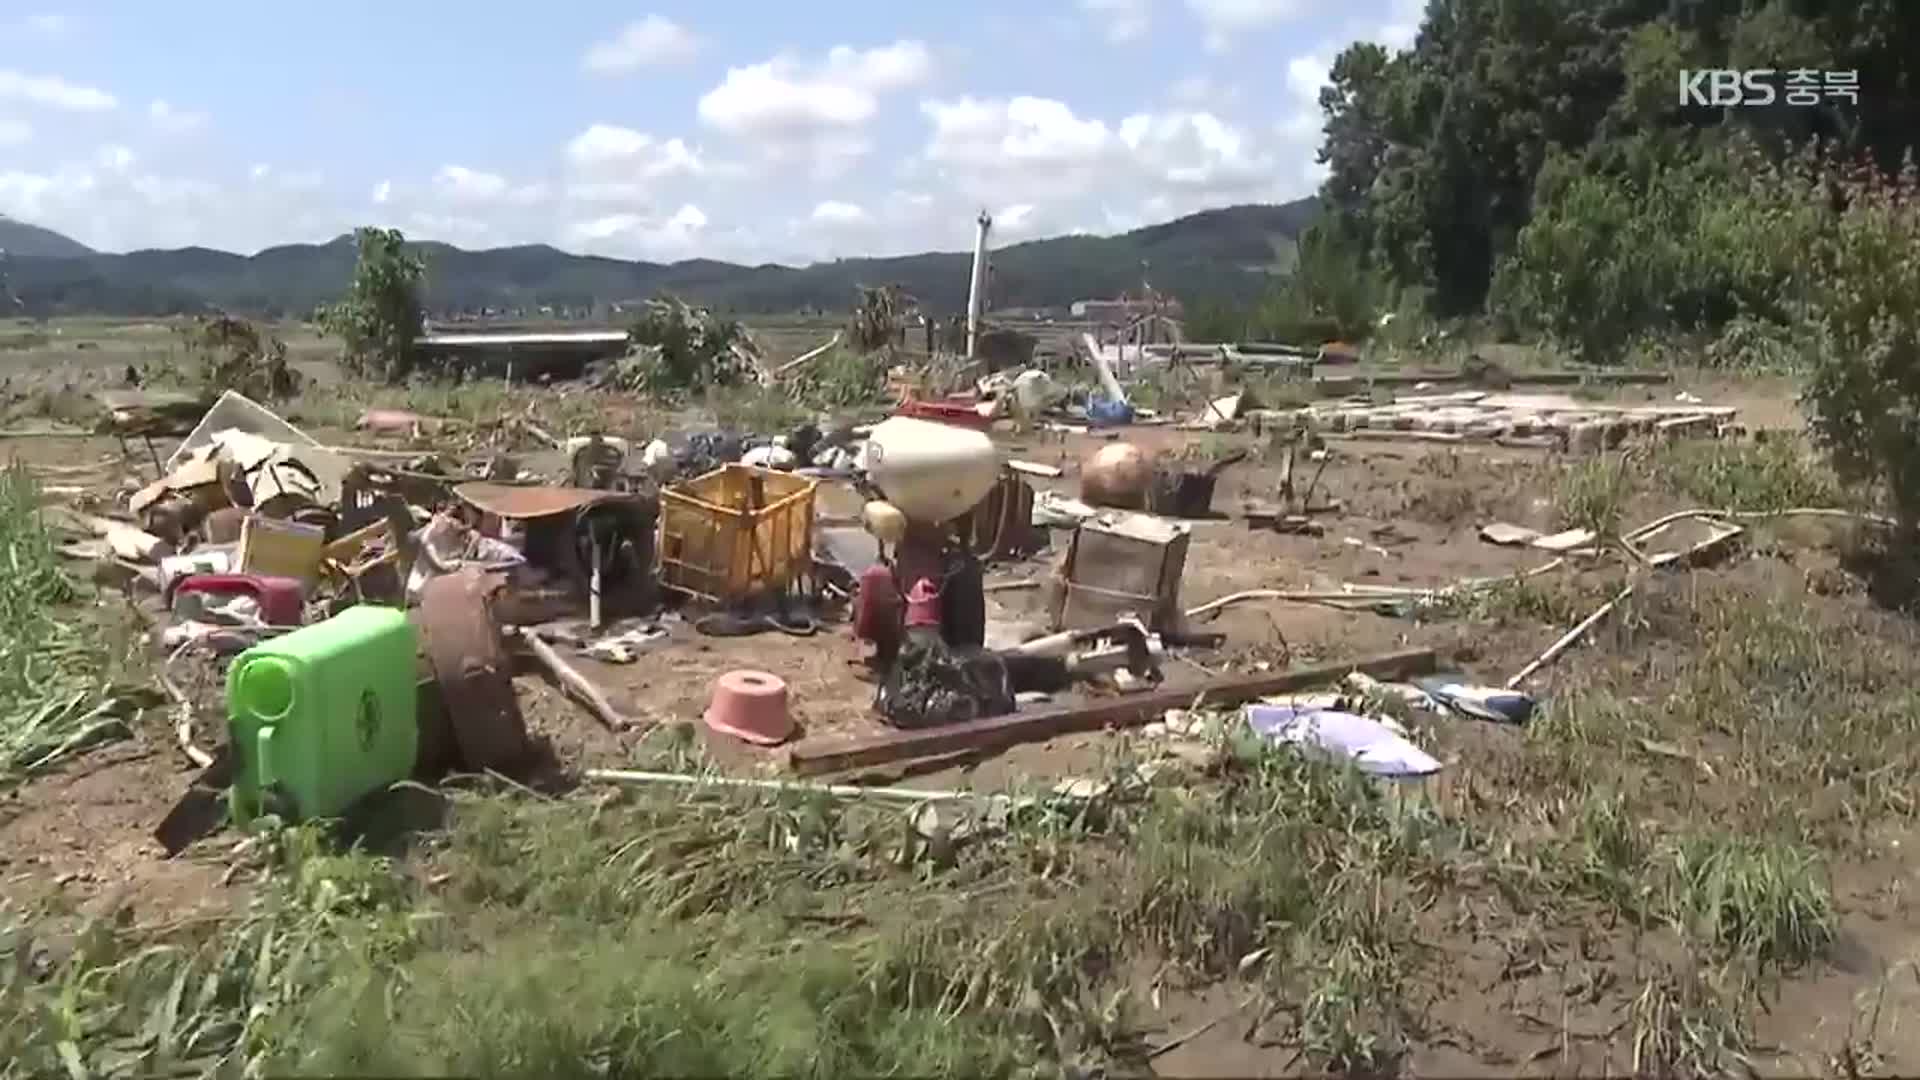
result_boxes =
[862,417,1002,524]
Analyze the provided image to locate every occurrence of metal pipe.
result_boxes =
[965,211,991,360]
[584,768,994,804]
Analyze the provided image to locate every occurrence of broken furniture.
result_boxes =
[340,460,455,532]
[658,464,815,607]
[455,481,659,627]
[1050,511,1191,635]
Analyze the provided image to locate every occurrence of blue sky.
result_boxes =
[0,0,1420,264]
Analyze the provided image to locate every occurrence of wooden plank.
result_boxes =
[787,647,1438,776]
[1006,459,1065,478]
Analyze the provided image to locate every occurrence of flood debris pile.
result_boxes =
[19,334,1803,880]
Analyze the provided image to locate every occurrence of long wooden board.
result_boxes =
[787,647,1438,776]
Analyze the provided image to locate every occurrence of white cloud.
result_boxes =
[407,212,493,244]
[698,40,932,175]
[995,202,1041,238]
[910,96,1297,244]
[95,145,135,172]
[821,40,932,91]
[1169,75,1238,106]
[0,70,117,111]
[148,99,209,135]
[565,202,711,259]
[0,161,354,254]
[564,124,704,176]
[0,120,29,147]
[371,179,392,204]
[1079,0,1150,43]
[1185,0,1307,51]
[582,15,700,74]
[810,200,868,224]
[433,165,546,206]
[1119,110,1269,189]
[247,165,323,191]
[1371,0,1424,50]
[434,165,506,201]
[923,96,1112,173]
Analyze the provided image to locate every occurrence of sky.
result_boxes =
[0,0,1420,265]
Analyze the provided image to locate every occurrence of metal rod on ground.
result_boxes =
[516,627,638,731]
[773,332,843,377]
[585,768,1000,805]
[787,647,1438,776]
[589,531,603,630]
[1505,583,1634,689]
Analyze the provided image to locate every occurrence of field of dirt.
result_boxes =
[4,318,1918,1076]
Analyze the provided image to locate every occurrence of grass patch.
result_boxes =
[1555,451,1635,536]
[1649,436,1848,512]
[0,465,128,782]
[1,743,1469,1077]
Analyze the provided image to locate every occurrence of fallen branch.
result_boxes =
[158,642,215,769]
[1149,997,1259,1060]
[1505,583,1635,689]
[516,627,640,731]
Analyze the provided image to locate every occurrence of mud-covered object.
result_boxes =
[877,633,1014,729]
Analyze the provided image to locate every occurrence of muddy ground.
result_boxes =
[4,327,1918,1075]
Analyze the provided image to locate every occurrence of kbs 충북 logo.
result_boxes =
[1679,69,1859,108]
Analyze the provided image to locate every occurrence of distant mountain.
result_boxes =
[0,216,95,258]
[4,200,1320,318]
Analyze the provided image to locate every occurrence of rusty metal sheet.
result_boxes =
[418,568,529,773]
[454,482,629,520]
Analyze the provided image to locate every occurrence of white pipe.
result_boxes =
[585,768,995,804]
[965,211,992,359]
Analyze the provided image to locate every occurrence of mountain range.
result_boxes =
[0,199,1318,319]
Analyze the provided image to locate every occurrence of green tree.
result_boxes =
[1797,155,1920,540]
[318,227,425,383]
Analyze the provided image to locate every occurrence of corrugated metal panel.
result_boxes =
[417,331,630,348]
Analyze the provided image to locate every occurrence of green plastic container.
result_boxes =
[227,605,419,824]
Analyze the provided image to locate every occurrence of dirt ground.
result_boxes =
[5,329,1917,1075]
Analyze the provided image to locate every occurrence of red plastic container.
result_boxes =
[852,563,900,643]
[171,573,306,627]
[893,399,994,431]
[903,576,943,628]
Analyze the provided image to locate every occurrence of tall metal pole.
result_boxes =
[965,211,992,360]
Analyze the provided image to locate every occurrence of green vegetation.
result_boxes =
[172,314,302,402]
[617,297,757,394]
[316,227,426,383]
[0,467,129,783]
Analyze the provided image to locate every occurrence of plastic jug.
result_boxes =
[863,417,1001,523]
[226,605,419,823]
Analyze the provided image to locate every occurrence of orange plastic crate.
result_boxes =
[658,464,817,605]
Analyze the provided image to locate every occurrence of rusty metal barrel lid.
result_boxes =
[454,482,630,520]
[417,568,529,773]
